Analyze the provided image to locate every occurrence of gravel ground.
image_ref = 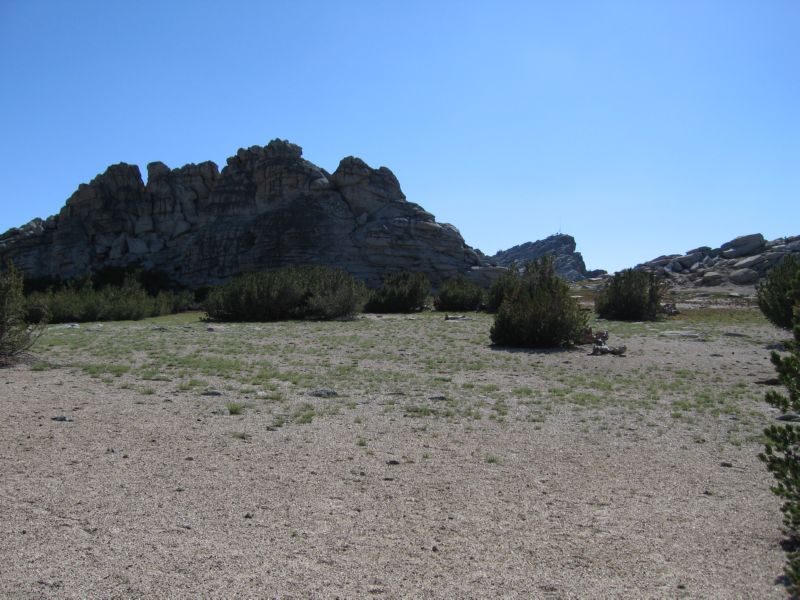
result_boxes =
[0,307,791,599]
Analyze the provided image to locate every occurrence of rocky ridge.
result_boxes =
[635,233,800,287]
[0,140,490,288]
[490,234,605,281]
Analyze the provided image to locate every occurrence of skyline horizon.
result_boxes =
[1,136,792,275]
[2,2,797,274]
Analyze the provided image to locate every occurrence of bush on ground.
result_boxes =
[759,307,800,592]
[364,272,429,313]
[595,269,662,321]
[758,256,800,330]
[204,265,366,321]
[1,261,46,360]
[486,266,519,313]
[490,257,588,348]
[27,276,192,323]
[434,276,484,312]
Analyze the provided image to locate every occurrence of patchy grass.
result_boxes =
[25,305,777,443]
[226,402,244,416]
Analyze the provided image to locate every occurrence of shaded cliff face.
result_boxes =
[491,234,603,281]
[0,140,483,288]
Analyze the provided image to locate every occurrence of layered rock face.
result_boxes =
[490,234,604,281]
[636,233,800,287]
[0,140,484,288]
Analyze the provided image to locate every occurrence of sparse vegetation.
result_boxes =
[595,269,663,321]
[0,261,47,360]
[490,257,588,348]
[30,302,768,440]
[757,255,800,330]
[226,402,244,415]
[364,271,429,313]
[759,310,800,592]
[434,276,484,312]
[292,403,316,424]
[204,265,366,322]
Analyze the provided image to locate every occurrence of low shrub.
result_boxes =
[434,276,484,312]
[759,310,800,591]
[204,265,366,321]
[490,257,588,348]
[595,269,662,321]
[486,267,518,313]
[364,272,429,313]
[1,261,46,360]
[758,256,800,330]
[27,276,192,323]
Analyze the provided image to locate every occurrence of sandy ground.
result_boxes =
[0,307,792,599]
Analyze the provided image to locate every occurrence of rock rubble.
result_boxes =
[635,233,800,287]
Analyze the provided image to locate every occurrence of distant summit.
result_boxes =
[0,139,497,288]
[490,234,605,281]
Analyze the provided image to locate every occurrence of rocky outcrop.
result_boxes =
[636,233,800,287]
[0,140,487,288]
[490,234,604,281]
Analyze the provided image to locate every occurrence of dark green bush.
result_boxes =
[364,272,429,313]
[486,266,519,313]
[595,269,662,321]
[490,257,588,348]
[434,276,484,312]
[27,276,191,323]
[759,310,800,592]
[1,261,46,359]
[204,265,366,321]
[758,256,800,330]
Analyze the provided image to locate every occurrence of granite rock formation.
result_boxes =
[490,234,604,281]
[0,140,489,288]
[635,233,800,287]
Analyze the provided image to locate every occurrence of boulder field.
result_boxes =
[635,233,800,287]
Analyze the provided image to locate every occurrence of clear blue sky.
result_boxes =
[1,1,797,273]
